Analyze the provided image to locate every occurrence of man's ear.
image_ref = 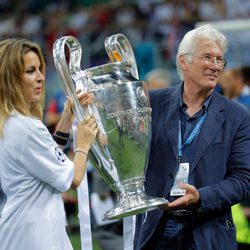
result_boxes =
[179,54,188,72]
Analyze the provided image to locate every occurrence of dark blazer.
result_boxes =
[134,84,250,250]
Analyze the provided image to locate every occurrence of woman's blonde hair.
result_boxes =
[0,38,46,137]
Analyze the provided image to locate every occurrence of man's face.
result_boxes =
[180,38,225,92]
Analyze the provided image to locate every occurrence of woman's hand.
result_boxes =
[72,115,98,188]
[56,91,94,133]
[76,115,98,152]
[77,91,94,107]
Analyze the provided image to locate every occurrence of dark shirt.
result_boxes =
[179,91,213,164]
[167,90,213,204]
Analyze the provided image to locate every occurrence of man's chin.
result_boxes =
[206,80,217,89]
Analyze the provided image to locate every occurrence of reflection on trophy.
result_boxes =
[53,34,168,220]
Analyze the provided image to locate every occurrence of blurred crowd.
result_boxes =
[1,0,250,93]
[1,0,250,77]
[0,0,249,105]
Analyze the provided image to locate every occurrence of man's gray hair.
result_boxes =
[176,24,228,80]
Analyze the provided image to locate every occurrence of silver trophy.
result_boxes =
[53,34,168,220]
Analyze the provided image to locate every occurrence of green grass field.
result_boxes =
[69,233,101,250]
[65,189,102,250]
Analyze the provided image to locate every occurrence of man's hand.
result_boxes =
[160,183,200,211]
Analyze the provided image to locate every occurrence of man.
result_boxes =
[219,67,250,111]
[134,24,250,250]
[145,68,171,90]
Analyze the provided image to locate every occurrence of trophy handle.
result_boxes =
[53,36,86,122]
[104,33,139,80]
[53,36,119,180]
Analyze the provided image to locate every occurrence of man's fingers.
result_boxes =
[158,184,200,211]
[158,196,188,210]
[179,183,195,191]
[168,196,189,209]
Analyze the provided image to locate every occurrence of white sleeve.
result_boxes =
[19,119,74,192]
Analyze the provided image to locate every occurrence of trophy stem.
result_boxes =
[102,177,168,221]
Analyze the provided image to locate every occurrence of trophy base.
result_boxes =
[102,177,168,221]
[102,195,168,221]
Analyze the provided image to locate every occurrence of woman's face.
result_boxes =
[21,51,45,106]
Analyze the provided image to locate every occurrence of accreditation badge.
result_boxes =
[170,163,189,196]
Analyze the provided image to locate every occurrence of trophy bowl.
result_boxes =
[53,34,168,220]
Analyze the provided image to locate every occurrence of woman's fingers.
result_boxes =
[82,116,98,133]
[77,116,98,149]
[77,92,94,106]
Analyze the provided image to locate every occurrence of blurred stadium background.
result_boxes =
[2,0,250,103]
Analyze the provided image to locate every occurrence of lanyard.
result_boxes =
[178,113,207,163]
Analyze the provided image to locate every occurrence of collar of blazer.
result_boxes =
[154,83,226,171]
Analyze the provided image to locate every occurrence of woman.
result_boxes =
[0,38,98,250]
